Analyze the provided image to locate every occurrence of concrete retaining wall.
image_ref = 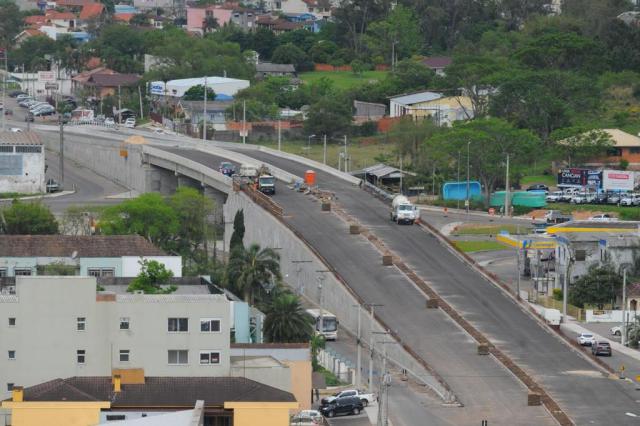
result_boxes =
[224,190,452,402]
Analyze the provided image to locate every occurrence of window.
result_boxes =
[0,268,7,277]
[168,350,188,365]
[77,317,86,331]
[607,147,622,157]
[14,269,32,276]
[574,250,586,261]
[168,318,188,332]
[77,350,86,364]
[119,350,130,362]
[106,415,126,421]
[88,268,115,277]
[119,317,130,330]
[200,318,221,333]
[15,146,42,153]
[631,147,640,154]
[8,350,15,360]
[199,351,220,365]
[0,146,13,153]
[7,383,14,392]
[8,317,15,327]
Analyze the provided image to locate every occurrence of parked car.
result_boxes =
[571,193,595,204]
[546,191,564,202]
[16,94,32,100]
[607,193,622,205]
[545,210,572,224]
[124,118,136,128]
[9,127,22,133]
[620,194,640,206]
[527,184,550,193]
[33,109,55,116]
[610,325,622,336]
[219,161,236,177]
[9,90,26,97]
[533,222,550,234]
[290,410,323,425]
[104,117,115,127]
[578,332,595,346]
[319,396,364,418]
[593,193,609,204]
[321,389,375,407]
[559,188,578,202]
[592,341,612,356]
[588,214,616,222]
[46,178,61,193]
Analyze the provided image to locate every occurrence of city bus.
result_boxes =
[306,309,338,341]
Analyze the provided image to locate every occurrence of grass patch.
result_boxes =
[453,240,508,252]
[520,175,556,187]
[314,366,347,386]
[546,202,633,215]
[0,192,42,199]
[299,70,388,90]
[453,224,531,235]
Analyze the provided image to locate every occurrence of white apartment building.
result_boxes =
[0,276,231,399]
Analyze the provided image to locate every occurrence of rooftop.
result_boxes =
[0,131,42,146]
[256,62,296,73]
[604,129,640,148]
[421,56,452,69]
[14,376,296,406]
[0,235,167,257]
[389,91,443,105]
[98,276,222,295]
[86,73,141,87]
[79,2,105,20]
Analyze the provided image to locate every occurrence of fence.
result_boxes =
[234,177,284,217]
[317,348,355,386]
[534,294,585,321]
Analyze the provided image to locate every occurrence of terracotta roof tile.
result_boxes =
[421,56,452,69]
[79,2,104,20]
[24,15,47,25]
[0,131,42,146]
[0,235,166,257]
[45,11,77,20]
[113,13,135,22]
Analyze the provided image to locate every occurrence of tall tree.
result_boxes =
[169,187,215,264]
[569,264,622,309]
[127,259,177,294]
[226,243,281,305]
[0,201,58,235]
[264,293,314,343]
[332,0,389,55]
[304,94,352,137]
[0,0,22,48]
[363,5,422,64]
[182,85,216,101]
[229,209,245,252]
[550,127,613,166]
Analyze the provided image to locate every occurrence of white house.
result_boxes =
[0,131,45,194]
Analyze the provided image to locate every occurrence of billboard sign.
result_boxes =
[602,170,635,191]
[44,82,59,90]
[557,168,588,187]
[37,71,55,82]
[149,81,165,95]
[587,170,602,189]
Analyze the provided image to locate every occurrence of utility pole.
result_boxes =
[59,119,64,189]
[353,304,362,387]
[1,48,7,131]
[117,85,122,124]
[343,135,348,173]
[317,270,330,338]
[563,248,569,318]
[516,242,521,300]
[203,76,207,141]
[138,85,144,120]
[242,100,246,144]
[399,155,403,195]
[372,335,394,426]
[505,153,510,217]
[366,303,383,394]
[277,119,281,151]
[291,259,312,294]
[323,134,327,165]
[466,141,471,216]
[623,268,627,346]
[457,151,461,210]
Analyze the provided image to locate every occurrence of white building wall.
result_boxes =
[121,256,183,277]
[0,277,230,400]
[0,148,45,194]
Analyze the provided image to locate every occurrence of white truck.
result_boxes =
[390,195,418,225]
[321,389,376,407]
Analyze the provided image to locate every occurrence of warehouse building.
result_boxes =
[0,131,44,195]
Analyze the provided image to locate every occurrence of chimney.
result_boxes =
[113,375,122,393]
[12,386,24,402]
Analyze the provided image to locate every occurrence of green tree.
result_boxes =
[100,193,179,248]
[264,293,314,343]
[429,118,540,205]
[183,84,216,101]
[226,243,281,305]
[568,264,622,309]
[363,5,422,64]
[229,209,245,252]
[304,95,352,137]
[0,200,59,234]
[0,0,22,47]
[202,14,219,33]
[169,187,216,265]
[550,127,613,166]
[388,117,439,166]
[350,59,365,75]
[271,43,311,72]
[388,59,434,93]
[127,259,177,294]
[10,36,56,71]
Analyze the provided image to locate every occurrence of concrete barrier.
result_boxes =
[426,299,438,309]
[349,224,360,235]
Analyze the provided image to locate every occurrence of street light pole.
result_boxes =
[307,134,316,156]
[366,303,383,394]
[344,135,348,173]
[323,134,327,165]
[623,268,627,346]
[466,141,471,216]
[505,153,510,217]
[457,150,461,210]
[353,304,362,387]
[59,118,64,190]
[202,76,207,141]
[317,270,330,338]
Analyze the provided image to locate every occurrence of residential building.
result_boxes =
[230,343,312,410]
[1,375,297,426]
[0,131,45,195]
[420,56,452,76]
[255,15,304,33]
[149,76,249,98]
[229,8,256,30]
[186,5,232,34]
[353,100,386,123]
[179,100,232,130]
[255,62,296,80]
[13,28,45,47]
[0,235,182,278]
[78,2,105,24]
[0,276,231,398]
[583,129,640,170]
[389,91,474,126]
[72,67,141,98]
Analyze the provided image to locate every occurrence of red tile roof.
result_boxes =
[79,2,104,20]
[45,10,77,20]
[24,15,46,25]
[113,13,134,22]
[0,131,42,146]
[56,0,92,7]
[421,56,452,69]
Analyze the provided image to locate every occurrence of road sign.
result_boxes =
[44,82,59,90]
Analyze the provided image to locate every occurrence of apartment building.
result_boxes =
[0,276,231,399]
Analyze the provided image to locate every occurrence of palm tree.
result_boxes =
[264,293,314,343]
[226,243,281,305]
[202,15,219,33]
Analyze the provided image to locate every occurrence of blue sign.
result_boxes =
[150,83,164,95]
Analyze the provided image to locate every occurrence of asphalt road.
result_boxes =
[162,148,555,426]
[215,147,640,425]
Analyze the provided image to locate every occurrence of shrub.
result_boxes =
[552,288,563,301]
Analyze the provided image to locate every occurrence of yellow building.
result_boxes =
[389,91,474,126]
[2,372,298,426]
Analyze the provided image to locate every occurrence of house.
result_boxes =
[0,275,230,397]
[420,56,452,76]
[13,28,45,47]
[229,8,256,30]
[255,15,303,33]
[186,5,232,34]
[353,100,386,123]
[1,375,297,426]
[0,235,182,277]
[78,2,105,23]
[255,62,296,80]
[72,67,141,98]
[179,100,232,130]
[389,91,474,126]
[0,131,45,195]
[583,129,640,170]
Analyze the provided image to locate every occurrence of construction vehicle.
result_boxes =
[390,195,418,225]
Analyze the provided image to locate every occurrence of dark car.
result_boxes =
[319,396,363,418]
[46,178,61,193]
[592,341,612,356]
[527,184,550,193]
[219,161,235,177]
[9,90,26,98]
[593,193,608,204]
